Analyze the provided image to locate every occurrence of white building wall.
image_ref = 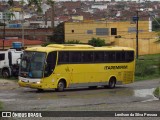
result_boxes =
[149,17,152,32]
[11,12,21,20]
[91,4,107,10]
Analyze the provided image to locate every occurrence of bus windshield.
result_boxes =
[19,51,46,78]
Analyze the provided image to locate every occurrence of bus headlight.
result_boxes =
[36,81,41,84]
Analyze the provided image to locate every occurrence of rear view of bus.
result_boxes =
[18,44,135,92]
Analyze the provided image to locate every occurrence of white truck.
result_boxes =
[0,48,23,78]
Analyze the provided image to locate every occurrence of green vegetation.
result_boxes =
[49,22,65,43]
[155,32,160,43]
[41,42,55,47]
[135,54,160,81]
[0,101,3,110]
[0,22,5,26]
[152,18,160,31]
[65,40,81,44]
[88,38,106,47]
[153,87,160,99]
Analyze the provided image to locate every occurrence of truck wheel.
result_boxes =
[2,69,10,78]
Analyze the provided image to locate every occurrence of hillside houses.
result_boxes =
[0,1,160,54]
[0,1,160,28]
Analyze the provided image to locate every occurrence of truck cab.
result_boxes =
[0,48,23,78]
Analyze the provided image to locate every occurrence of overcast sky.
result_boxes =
[0,0,159,1]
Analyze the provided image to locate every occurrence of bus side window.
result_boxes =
[58,51,69,64]
[70,51,82,63]
[94,51,104,62]
[116,51,125,62]
[45,52,57,77]
[105,51,116,62]
[125,51,134,62]
[83,51,93,63]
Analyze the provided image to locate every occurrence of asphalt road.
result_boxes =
[0,78,160,120]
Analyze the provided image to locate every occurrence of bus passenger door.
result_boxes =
[43,52,57,88]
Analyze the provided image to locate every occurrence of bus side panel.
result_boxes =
[41,61,135,89]
[103,62,135,84]
[122,61,135,84]
[53,65,72,87]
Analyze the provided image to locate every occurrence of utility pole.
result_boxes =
[3,18,5,50]
[51,1,55,35]
[136,11,139,59]
[21,0,25,47]
[22,9,24,47]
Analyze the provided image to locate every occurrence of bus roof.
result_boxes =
[47,44,94,49]
[25,44,134,52]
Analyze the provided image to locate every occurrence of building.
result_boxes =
[65,21,160,55]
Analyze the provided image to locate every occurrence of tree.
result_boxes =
[0,22,5,26]
[49,22,65,43]
[8,0,43,13]
[153,87,160,100]
[46,0,55,30]
[65,40,81,44]
[88,38,106,47]
[155,32,160,43]
[152,18,160,31]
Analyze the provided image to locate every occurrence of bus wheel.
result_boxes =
[56,80,65,92]
[2,69,10,78]
[108,78,116,89]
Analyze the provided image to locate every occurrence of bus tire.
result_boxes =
[108,77,116,89]
[56,80,66,92]
[2,69,10,78]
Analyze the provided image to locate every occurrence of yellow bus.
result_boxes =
[18,44,135,92]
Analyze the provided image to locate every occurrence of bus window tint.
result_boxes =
[83,51,93,63]
[125,51,134,62]
[57,50,134,64]
[94,51,104,62]
[116,51,125,62]
[58,51,69,64]
[104,52,116,62]
[70,51,82,63]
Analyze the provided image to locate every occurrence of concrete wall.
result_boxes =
[65,21,160,55]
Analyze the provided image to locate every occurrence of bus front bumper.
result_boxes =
[18,80,43,89]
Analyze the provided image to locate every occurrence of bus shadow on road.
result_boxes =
[22,85,131,94]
